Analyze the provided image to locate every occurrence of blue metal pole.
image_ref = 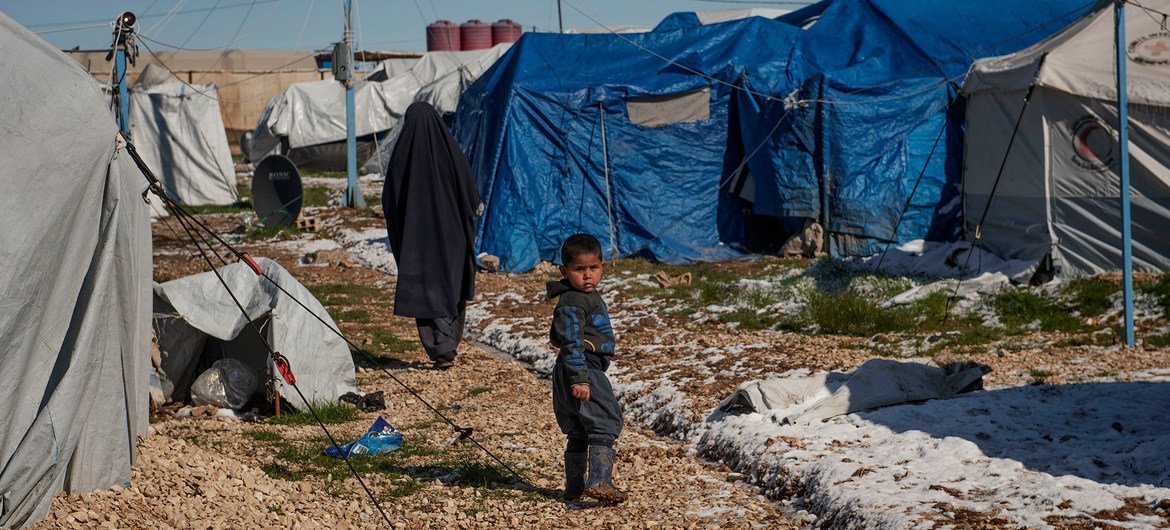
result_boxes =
[343,0,364,208]
[116,48,130,135]
[1116,1,1135,347]
[345,84,363,207]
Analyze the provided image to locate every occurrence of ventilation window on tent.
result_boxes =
[626,87,711,128]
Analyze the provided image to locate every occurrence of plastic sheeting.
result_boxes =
[963,1,1170,275]
[249,45,511,168]
[719,360,988,425]
[456,0,1093,272]
[0,13,151,528]
[128,64,238,207]
[153,258,357,411]
[455,18,804,272]
[739,0,1097,257]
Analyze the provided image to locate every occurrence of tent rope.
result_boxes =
[126,136,531,506]
[943,54,1049,320]
[873,92,961,272]
[599,102,618,260]
[127,140,396,528]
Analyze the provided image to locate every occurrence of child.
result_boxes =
[547,233,627,504]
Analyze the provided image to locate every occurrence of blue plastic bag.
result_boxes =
[323,416,403,459]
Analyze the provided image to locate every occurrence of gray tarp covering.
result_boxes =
[153,258,357,410]
[129,64,238,207]
[719,360,987,425]
[963,1,1170,275]
[0,13,151,528]
[249,45,511,169]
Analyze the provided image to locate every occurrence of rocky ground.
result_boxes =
[30,178,1170,529]
[31,204,795,530]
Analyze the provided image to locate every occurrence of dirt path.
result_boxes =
[31,210,795,530]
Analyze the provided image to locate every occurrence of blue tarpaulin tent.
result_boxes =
[745,0,1097,255]
[455,18,804,272]
[456,0,1097,272]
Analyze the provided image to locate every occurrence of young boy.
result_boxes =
[547,233,627,504]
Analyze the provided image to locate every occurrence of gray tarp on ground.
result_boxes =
[154,258,357,410]
[129,64,238,207]
[0,13,151,529]
[719,359,987,425]
[962,1,1170,275]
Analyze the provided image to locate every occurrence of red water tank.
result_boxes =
[426,20,460,51]
[460,19,492,50]
[491,19,522,46]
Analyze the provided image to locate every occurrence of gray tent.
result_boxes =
[153,258,357,411]
[129,64,239,207]
[963,1,1170,275]
[0,13,151,529]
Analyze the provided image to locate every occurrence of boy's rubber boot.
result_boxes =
[563,451,587,501]
[583,445,628,504]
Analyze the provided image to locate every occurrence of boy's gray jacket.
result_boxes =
[547,279,615,386]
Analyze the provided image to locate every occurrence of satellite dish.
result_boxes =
[252,155,303,227]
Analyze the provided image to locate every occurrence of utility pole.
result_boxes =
[558,0,564,33]
[337,0,365,208]
[1114,0,1134,347]
[108,11,137,136]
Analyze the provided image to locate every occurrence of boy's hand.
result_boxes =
[571,383,590,401]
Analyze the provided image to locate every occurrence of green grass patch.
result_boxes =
[992,291,1085,333]
[268,402,360,426]
[1138,273,1170,319]
[380,475,424,499]
[183,200,253,215]
[260,462,305,481]
[307,283,385,306]
[308,171,349,179]
[1066,277,1116,318]
[302,186,331,207]
[332,308,371,323]
[243,430,283,442]
[1145,332,1170,348]
[369,328,419,353]
[467,387,493,397]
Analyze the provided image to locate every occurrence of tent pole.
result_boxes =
[558,0,564,33]
[343,0,365,208]
[1115,0,1135,347]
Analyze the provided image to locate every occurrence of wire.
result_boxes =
[137,38,326,104]
[179,0,225,50]
[294,0,318,51]
[1127,0,1170,20]
[129,141,396,527]
[33,22,110,35]
[125,137,531,489]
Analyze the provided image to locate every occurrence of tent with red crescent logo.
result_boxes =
[963,0,1170,275]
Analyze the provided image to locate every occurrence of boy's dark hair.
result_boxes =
[560,233,602,265]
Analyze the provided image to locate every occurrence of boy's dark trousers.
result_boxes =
[551,361,623,448]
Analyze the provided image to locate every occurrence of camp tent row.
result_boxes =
[247,44,511,172]
[128,64,239,208]
[963,0,1170,275]
[455,0,1099,273]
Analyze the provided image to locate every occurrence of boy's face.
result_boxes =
[560,252,604,293]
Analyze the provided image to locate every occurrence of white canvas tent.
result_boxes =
[249,44,511,171]
[153,259,357,411]
[0,13,151,529]
[129,64,239,207]
[963,0,1170,275]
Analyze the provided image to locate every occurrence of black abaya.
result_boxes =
[382,102,481,322]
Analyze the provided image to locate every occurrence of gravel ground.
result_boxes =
[29,208,795,530]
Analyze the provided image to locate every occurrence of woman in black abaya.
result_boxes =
[382,102,482,370]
